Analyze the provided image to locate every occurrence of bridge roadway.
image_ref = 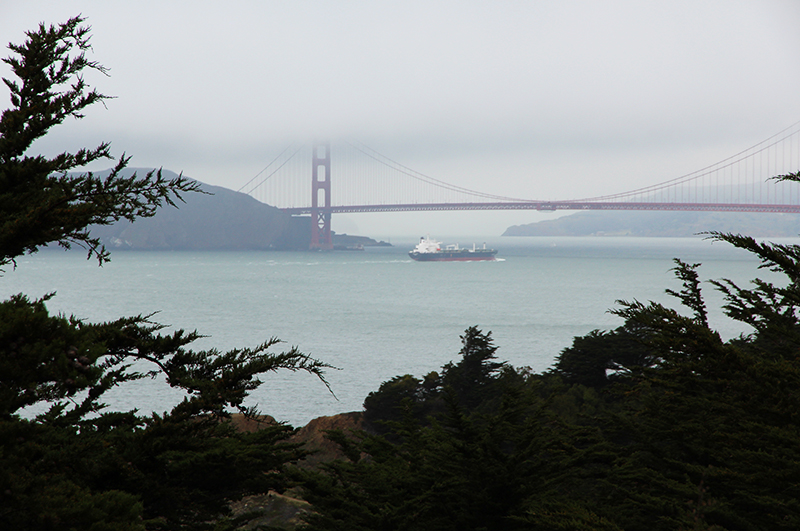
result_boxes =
[282,201,800,215]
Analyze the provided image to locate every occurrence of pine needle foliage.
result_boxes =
[301,220,800,529]
[0,16,202,269]
[0,16,332,530]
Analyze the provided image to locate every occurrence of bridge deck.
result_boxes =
[282,201,800,215]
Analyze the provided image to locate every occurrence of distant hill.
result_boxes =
[88,169,310,250]
[87,168,390,251]
[503,210,800,238]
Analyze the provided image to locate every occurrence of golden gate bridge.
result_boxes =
[238,122,800,249]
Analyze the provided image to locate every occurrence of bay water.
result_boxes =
[2,236,782,427]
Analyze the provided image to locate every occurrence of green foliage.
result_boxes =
[567,249,800,529]
[305,234,800,530]
[362,374,435,433]
[440,326,506,405]
[551,320,659,388]
[435,326,508,411]
[363,327,512,432]
[665,258,710,327]
[299,388,573,531]
[0,274,329,530]
[0,16,202,269]
[0,16,333,530]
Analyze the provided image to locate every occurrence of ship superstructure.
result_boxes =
[408,236,497,262]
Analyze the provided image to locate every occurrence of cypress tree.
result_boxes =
[0,17,331,530]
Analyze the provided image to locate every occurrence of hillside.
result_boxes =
[503,210,800,237]
[86,168,386,251]
[87,169,310,250]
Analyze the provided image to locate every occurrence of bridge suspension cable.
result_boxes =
[578,120,800,205]
[344,141,531,203]
[240,121,800,213]
[237,143,304,196]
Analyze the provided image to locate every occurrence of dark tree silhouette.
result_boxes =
[0,17,331,530]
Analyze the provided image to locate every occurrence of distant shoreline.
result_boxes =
[503,210,800,238]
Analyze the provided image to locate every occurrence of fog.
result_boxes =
[3,1,800,237]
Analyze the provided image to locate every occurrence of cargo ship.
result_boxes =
[408,236,497,262]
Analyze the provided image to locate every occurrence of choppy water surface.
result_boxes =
[2,236,782,426]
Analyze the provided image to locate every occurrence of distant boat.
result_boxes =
[333,243,364,251]
[408,236,497,262]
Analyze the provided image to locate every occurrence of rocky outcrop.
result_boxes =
[229,491,311,530]
[228,412,364,529]
[229,411,364,467]
[289,412,364,469]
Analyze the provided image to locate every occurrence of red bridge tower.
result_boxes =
[310,142,332,250]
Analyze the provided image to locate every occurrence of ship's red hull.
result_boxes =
[409,250,497,261]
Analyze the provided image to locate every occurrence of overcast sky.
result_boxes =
[3,1,800,238]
